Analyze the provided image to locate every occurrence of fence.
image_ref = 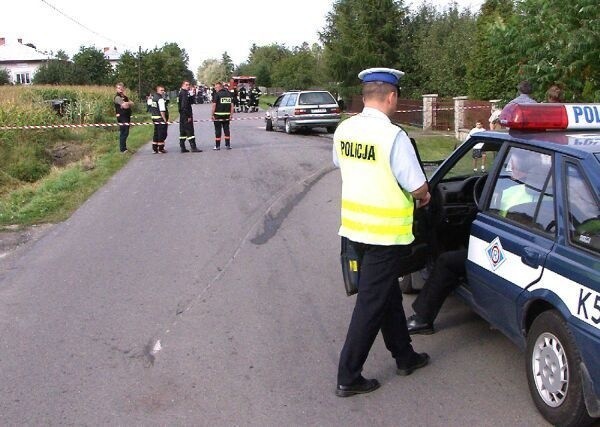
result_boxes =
[348,94,500,141]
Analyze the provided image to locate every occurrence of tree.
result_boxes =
[221,51,234,80]
[320,0,407,95]
[196,58,227,85]
[116,42,194,95]
[271,44,319,89]
[414,5,477,96]
[32,58,74,84]
[71,46,113,85]
[243,44,291,87]
[0,68,10,85]
[508,0,600,101]
[466,0,516,100]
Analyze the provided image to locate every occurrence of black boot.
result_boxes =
[152,143,158,153]
[180,140,190,153]
[189,140,202,152]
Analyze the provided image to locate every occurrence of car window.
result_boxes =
[286,93,298,107]
[298,92,336,106]
[566,163,600,253]
[443,138,501,180]
[487,147,555,233]
[273,95,284,107]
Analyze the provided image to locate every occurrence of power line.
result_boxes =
[39,0,129,49]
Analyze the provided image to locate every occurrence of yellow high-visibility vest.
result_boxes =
[334,112,414,245]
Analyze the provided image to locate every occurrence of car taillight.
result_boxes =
[330,107,340,114]
[294,108,309,115]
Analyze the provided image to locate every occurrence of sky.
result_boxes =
[3,0,484,73]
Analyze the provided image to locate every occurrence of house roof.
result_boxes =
[104,47,121,62]
[0,41,49,62]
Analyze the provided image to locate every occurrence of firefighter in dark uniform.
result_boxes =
[148,85,169,153]
[211,81,234,150]
[114,83,134,153]
[177,80,201,153]
[238,86,248,112]
[249,84,261,112]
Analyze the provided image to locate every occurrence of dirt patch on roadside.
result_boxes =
[47,141,92,167]
[0,224,54,259]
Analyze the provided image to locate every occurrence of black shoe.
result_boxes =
[190,148,202,152]
[335,376,380,397]
[225,145,232,150]
[407,314,434,335]
[213,146,220,151]
[396,352,430,376]
[181,148,190,153]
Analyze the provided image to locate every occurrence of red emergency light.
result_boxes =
[500,103,600,131]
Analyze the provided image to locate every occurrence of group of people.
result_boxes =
[113,80,238,154]
[232,84,262,113]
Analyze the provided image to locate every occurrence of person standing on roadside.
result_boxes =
[211,81,234,150]
[178,80,201,153]
[333,68,431,398]
[114,83,134,153]
[148,85,169,153]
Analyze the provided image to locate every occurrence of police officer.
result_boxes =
[178,80,201,153]
[211,81,234,150]
[148,85,169,153]
[114,83,134,153]
[333,68,431,397]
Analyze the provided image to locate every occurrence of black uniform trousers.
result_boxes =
[412,249,467,323]
[153,118,168,142]
[179,116,195,145]
[213,120,230,147]
[338,240,414,386]
[117,116,130,152]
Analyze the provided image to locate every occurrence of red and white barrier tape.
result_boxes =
[0,105,492,131]
[0,116,267,131]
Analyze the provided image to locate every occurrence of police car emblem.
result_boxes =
[486,237,506,270]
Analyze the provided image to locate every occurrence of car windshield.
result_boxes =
[298,92,336,106]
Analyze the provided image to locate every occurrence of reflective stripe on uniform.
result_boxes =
[341,217,412,236]
[342,199,413,218]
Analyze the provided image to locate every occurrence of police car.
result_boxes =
[405,103,600,426]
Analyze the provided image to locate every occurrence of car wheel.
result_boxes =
[285,120,293,134]
[398,275,417,294]
[266,118,273,131]
[526,310,594,427]
[327,126,337,134]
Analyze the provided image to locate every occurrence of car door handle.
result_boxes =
[521,247,541,268]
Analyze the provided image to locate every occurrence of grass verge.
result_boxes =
[0,122,152,227]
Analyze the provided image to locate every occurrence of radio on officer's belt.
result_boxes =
[340,237,360,296]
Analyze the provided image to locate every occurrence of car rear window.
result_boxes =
[298,92,336,106]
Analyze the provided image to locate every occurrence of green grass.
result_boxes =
[259,95,277,110]
[0,122,152,227]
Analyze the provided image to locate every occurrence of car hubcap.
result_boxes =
[532,332,568,407]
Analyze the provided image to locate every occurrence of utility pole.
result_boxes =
[137,45,142,100]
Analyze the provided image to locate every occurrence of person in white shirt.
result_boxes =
[468,120,486,172]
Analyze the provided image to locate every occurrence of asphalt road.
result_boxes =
[0,104,552,426]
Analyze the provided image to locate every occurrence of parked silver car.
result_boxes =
[265,90,341,134]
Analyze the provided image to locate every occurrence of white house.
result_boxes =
[0,37,49,84]
[103,47,121,70]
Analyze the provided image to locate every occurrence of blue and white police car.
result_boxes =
[406,103,600,426]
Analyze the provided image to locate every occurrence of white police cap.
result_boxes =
[358,68,405,85]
